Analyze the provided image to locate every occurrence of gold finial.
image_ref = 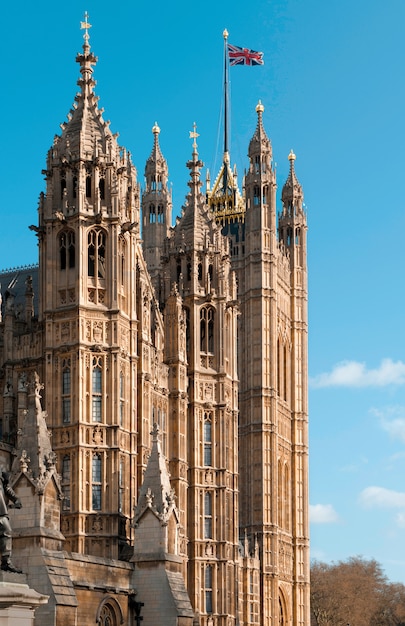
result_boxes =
[223,29,229,40]
[80,11,92,44]
[189,122,199,150]
[288,149,296,161]
[152,122,160,135]
[256,100,265,114]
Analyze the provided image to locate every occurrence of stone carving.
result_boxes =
[0,471,22,573]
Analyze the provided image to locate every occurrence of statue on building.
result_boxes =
[0,470,22,572]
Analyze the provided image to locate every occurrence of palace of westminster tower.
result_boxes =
[0,20,309,626]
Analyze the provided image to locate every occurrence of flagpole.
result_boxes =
[223,29,229,156]
[222,29,229,192]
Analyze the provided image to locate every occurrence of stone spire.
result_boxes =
[278,150,306,267]
[248,100,272,161]
[142,123,173,304]
[145,123,167,180]
[11,372,62,499]
[132,425,194,625]
[172,125,215,249]
[52,12,117,161]
[134,423,177,530]
[281,149,303,210]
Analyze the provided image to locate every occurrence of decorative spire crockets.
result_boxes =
[144,122,170,194]
[278,150,306,263]
[134,424,178,528]
[52,12,120,161]
[248,100,272,160]
[11,372,62,498]
[281,149,303,209]
[76,12,97,100]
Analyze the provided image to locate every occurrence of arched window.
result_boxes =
[92,357,102,422]
[200,307,215,354]
[99,178,105,200]
[149,204,156,223]
[88,229,106,278]
[253,185,260,205]
[99,604,115,626]
[278,460,283,528]
[86,175,92,198]
[62,358,71,423]
[204,413,212,466]
[157,204,164,223]
[205,565,213,613]
[59,231,75,270]
[204,491,212,538]
[185,307,190,357]
[284,464,290,531]
[119,372,124,426]
[72,176,77,199]
[254,155,260,173]
[60,178,66,200]
[92,454,102,511]
[118,458,124,514]
[279,595,285,626]
[277,338,281,397]
[284,344,288,402]
[62,455,71,511]
[198,263,203,281]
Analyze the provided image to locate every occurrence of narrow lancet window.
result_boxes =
[204,491,213,538]
[92,454,102,510]
[86,175,92,198]
[88,229,106,278]
[62,359,71,423]
[62,455,71,511]
[92,357,102,422]
[204,414,212,466]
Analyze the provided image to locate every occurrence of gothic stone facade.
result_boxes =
[0,31,309,626]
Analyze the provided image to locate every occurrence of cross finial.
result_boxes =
[80,11,92,44]
[189,122,199,150]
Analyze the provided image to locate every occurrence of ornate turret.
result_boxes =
[281,150,304,212]
[142,123,172,305]
[244,101,277,234]
[248,100,272,158]
[161,126,240,622]
[279,150,307,267]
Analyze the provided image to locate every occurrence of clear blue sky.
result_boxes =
[1,0,405,583]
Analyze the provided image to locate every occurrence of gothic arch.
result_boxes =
[59,229,76,270]
[278,588,288,626]
[96,596,124,626]
[87,227,107,279]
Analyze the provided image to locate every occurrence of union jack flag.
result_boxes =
[227,43,264,66]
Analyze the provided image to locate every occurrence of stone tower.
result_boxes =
[147,132,240,623]
[36,21,168,559]
[142,123,173,305]
[206,101,310,626]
